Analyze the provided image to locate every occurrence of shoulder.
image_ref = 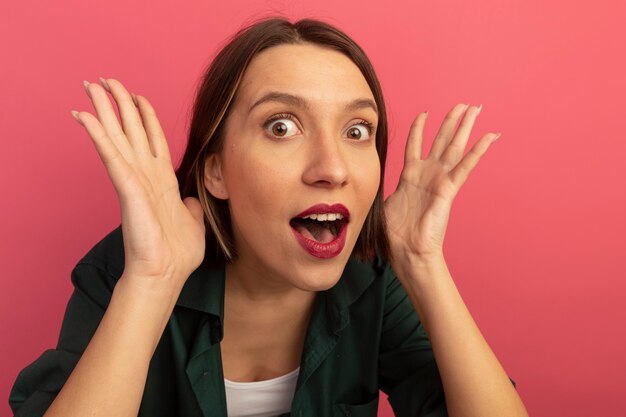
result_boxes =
[67,225,125,301]
[75,224,125,279]
[331,255,398,309]
[343,255,398,290]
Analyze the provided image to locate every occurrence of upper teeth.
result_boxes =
[302,213,344,221]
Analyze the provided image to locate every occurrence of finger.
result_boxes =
[448,132,500,189]
[440,104,482,167]
[135,95,173,163]
[428,103,469,160]
[72,110,134,193]
[404,111,428,164]
[102,78,152,156]
[85,81,134,159]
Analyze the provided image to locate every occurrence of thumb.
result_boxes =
[183,197,205,225]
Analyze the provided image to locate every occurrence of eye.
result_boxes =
[263,113,300,138]
[345,120,375,141]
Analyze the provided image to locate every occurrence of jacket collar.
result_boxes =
[176,264,225,317]
[174,256,384,319]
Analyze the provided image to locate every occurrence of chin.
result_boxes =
[292,275,342,292]
[286,256,350,292]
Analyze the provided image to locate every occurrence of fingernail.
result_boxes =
[476,104,483,114]
[99,77,111,92]
[71,110,83,125]
[493,132,501,141]
[131,93,139,107]
[83,80,91,97]
[424,110,429,117]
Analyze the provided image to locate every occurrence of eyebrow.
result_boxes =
[248,91,379,115]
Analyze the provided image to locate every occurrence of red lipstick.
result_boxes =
[293,204,350,221]
[290,203,350,259]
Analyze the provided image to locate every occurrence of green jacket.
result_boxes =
[10,226,448,416]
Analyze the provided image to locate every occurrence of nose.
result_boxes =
[301,133,349,188]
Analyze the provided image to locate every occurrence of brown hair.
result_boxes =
[175,16,391,267]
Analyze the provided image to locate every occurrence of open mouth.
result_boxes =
[289,213,349,244]
[289,204,351,259]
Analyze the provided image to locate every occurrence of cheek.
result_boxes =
[357,154,381,235]
[223,147,293,223]
[371,155,382,192]
[355,151,381,203]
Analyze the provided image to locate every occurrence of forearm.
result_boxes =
[43,274,182,417]
[393,255,528,417]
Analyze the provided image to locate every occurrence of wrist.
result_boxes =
[391,250,451,302]
[107,274,184,354]
[391,252,456,328]
[116,272,184,310]
[391,249,446,280]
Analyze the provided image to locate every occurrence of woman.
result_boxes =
[9,17,528,417]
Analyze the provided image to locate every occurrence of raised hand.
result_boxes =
[384,103,500,265]
[71,78,206,289]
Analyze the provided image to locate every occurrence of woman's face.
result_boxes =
[207,42,381,291]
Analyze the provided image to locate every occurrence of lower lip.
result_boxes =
[290,223,347,259]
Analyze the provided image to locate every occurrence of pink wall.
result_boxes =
[2,0,625,416]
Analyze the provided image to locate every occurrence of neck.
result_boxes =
[224,260,317,314]
[221,261,316,382]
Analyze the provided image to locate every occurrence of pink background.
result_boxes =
[2,0,625,416]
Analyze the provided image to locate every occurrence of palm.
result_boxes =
[73,78,206,284]
[384,103,500,260]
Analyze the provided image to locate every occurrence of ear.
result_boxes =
[204,154,229,200]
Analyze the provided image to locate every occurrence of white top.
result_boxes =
[224,367,300,417]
